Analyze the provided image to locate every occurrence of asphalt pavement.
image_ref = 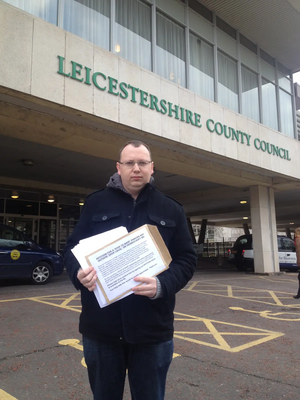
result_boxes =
[1,259,300,400]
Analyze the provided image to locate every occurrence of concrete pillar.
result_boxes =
[285,227,291,239]
[198,219,207,244]
[250,186,279,274]
[243,223,250,235]
[186,218,196,244]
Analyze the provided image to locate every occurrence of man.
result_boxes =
[64,140,197,400]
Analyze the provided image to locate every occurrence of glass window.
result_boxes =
[217,51,238,112]
[63,0,110,50]
[278,73,292,93]
[241,66,259,122]
[0,199,4,213]
[156,12,186,87]
[189,33,214,101]
[59,205,80,220]
[216,17,236,40]
[114,0,151,71]
[6,200,39,215]
[40,202,57,217]
[279,89,294,137]
[3,0,58,24]
[279,237,295,251]
[189,0,213,23]
[0,225,25,248]
[262,78,278,131]
[240,34,257,54]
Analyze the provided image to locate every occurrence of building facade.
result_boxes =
[1,0,300,272]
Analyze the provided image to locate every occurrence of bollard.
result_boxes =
[217,254,223,267]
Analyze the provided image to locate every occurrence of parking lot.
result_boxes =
[1,262,300,400]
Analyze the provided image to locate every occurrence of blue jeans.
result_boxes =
[83,336,174,400]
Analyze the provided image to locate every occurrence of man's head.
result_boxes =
[116,140,154,199]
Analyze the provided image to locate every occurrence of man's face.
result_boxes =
[116,144,154,198]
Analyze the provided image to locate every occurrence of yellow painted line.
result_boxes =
[186,281,198,291]
[59,339,83,351]
[230,306,300,321]
[0,389,18,399]
[0,293,77,303]
[60,293,79,307]
[269,291,284,306]
[184,282,297,307]
[30,298,81,312]
[227,286,233,297]
[202,319,231,351]
[174,310,284,352]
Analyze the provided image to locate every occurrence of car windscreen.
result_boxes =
[233,236,252,249]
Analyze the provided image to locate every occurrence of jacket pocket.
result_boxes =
[148,214,176,245]
[91,212,120,234]
[92,211,120,222]
[148,215,176,228]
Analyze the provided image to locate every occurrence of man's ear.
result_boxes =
[151,163,155,175]
[116,162,121,176]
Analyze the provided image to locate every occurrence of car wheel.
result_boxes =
[31,262,53,285]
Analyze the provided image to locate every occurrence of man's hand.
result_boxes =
[77,266,97,291]
[132,276,157,298]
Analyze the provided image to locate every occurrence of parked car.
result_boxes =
[0,224,64,284]
[227,234,299,271]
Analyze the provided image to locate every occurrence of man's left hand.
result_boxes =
[132,276,157,298]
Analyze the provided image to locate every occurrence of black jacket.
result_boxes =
[64,181,197,344]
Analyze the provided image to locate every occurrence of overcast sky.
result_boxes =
[294,72,300,84]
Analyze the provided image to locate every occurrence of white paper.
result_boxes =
[85,226,168,304]
[71,225,170,308]
[71,226,128,307]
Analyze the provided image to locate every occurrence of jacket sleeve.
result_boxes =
[157,204,197,300]
[63,198,92,290]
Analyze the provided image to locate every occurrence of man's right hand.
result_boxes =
[77,266,97,291]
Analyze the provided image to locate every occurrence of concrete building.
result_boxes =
[1,0,300,273]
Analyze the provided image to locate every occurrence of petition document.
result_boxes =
[71,225,171,307]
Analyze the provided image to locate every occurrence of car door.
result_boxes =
[278,237,297,269]
[0,225,35,278]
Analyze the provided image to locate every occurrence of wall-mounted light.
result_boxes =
[11,191,19,199]
[243,216,248,220]
[240,200,247,204]
[290,222,295,225]
[79,199,85,206]
[114,44,121,53]
[48,195,55,203]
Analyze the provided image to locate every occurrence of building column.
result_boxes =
[250,186,279,274]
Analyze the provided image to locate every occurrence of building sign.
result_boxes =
[57,56,291,161]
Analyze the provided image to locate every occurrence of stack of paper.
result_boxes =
[71,225,171,308]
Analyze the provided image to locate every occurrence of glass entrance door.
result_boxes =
[5,217,38,241]
[5,217,57,250]
[39,219,57,249]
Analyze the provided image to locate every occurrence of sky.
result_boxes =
[294,72,300,84]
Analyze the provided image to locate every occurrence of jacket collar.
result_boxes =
[106,172,155,198]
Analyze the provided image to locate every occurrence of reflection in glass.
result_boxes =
[115,0,151,71]
[278,73,292,93]
[262,79,278,131]
[3,0,58,24]
[63,0,110,50]
[189,33,214,101]
[156,12,185,87]
[241,67,259,122]
[217,52,238,112]
[279,89,294,137]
